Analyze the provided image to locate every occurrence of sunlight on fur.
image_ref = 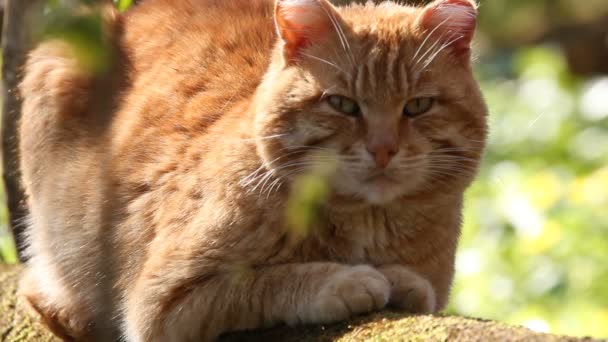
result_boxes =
[18,0,487,340]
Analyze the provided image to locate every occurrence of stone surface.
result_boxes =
[0,264,604,342]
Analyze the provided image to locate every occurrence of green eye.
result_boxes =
[327,95,360,117]
[403,97,435,117]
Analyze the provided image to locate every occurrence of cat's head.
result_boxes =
[254,0,487,205]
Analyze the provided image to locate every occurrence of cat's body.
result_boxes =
[18,0,487,340]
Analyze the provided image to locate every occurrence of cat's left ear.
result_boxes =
[275,0,340,62]
[418,0,478,57]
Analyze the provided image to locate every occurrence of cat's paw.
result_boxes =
[296,265,390,324]
[378,265,436,313]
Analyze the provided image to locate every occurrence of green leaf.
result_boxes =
[41,7,111,74]
[114,0,133,12]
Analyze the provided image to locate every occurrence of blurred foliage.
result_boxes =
[114,0,133,12]
[447,46,608,338]
[0,183,17,263]
[476,0,608,44]
[286,152,336,238]
[1,0,607,339]
[38,0,112,74]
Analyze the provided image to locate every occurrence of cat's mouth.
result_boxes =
[363,171,398,185]
[356,171,406,205]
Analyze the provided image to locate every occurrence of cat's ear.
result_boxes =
[418,0,478,56]
[275,0,339,61]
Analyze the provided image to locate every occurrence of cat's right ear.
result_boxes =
[275,0,339,62]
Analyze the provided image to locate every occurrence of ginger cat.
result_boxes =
[18,0,487,340]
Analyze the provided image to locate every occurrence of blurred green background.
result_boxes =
[1,0,607,339]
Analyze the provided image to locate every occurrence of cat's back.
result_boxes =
[20,0,277,195]
[120,0,276,102]
[19,0,278,269]
[123,0,276,64]
[17,1,278,336]
[19,0,279,239]
[109,0,277,152]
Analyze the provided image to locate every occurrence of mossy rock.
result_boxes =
[0,264,603,342]
[0,264,58,341]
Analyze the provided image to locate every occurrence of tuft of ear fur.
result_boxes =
[419,0,478,56]
[275,0,338,61]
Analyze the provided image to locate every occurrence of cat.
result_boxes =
[18,0,488,340]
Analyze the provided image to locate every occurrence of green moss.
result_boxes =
[0,265,59,341]
[0,264,600,342]
[221,311,599,342]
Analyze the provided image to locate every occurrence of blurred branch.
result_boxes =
[538,16,608,76]
[0,1,4,38]
[1,0,44,262]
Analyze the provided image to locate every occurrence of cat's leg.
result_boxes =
[377,264,437,314]
[123,261,391,341]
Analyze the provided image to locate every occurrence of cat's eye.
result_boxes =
[403,97,435,118]
[327,95,361,117]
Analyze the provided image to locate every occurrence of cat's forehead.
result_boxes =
[305,2,462,101]
[337,2,423,36]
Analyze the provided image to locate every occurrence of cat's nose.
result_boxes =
[366,141,399,169]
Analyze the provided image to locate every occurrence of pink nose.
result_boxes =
[366,143,399,169]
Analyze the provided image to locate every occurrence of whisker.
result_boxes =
[419,35,464,72]
[321,86,338,99]
[247,171,272,193]
[461,138,487,144]
[240,150,310,186]
[426,167,477,177]
[428,159,479,166]
[237,133,290,142]
[427,156,479,164]
[397,154,429,162]
[265,177,285,199]
[257,169,278,195]
[430,146,483,153]
[412,17,450,62]
[320,5,355,68]
[527,111,547,130]
[301,53,347,75]
[429,149,481,155]
[427,169,472,182]
[414,29,450,71]
[426,160,478,167]
[427,165,478,173]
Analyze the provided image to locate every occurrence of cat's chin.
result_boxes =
[329,174,411,207]
[362,188,402,206]
[327,182,403,209]
[358,178,406,206]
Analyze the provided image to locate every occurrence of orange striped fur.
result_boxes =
[18,0,487,340]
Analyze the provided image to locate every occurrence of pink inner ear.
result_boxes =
[421,0,477,54]
[276,0,333,60]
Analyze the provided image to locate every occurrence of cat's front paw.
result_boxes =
[378,265,436,313]
[296,265,390,325]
